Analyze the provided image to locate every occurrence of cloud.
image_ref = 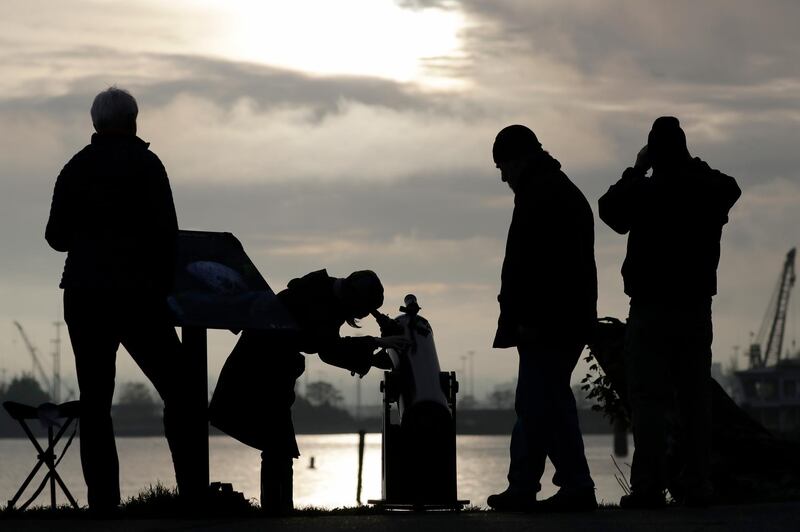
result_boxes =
[2,1,799,398]
[399,0,800,191]
[415,0,800,84]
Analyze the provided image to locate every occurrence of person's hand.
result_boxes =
[351,368,368,378]
[375,335,410,351]
[371,349,394,370]
[370,310,404,336]
[634,145,651,171]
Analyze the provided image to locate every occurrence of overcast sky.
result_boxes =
[1,0,798,405]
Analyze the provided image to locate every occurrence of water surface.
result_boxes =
[0,434,630,508]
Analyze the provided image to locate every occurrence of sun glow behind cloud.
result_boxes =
[213,0,467,87]
[0,0,468,97]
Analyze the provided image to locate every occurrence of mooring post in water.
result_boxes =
[356,429,366,505]
[613,418,628,457]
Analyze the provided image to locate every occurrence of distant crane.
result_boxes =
[12,321,75,402]
[13,321,53,398]
[748,248,796,368]
[52,321,63,403]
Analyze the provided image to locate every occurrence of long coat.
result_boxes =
[494,153,598,348]
[209,270,378,456]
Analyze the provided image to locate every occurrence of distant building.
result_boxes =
[736,359,800,435]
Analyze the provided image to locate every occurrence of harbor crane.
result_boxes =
[748,248,796,368]
[12,321,74,402]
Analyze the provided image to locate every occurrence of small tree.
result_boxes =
[117,382,158,407]
[305,381,344,407]
[572,383,594,409]
[487,388,514,409]
[2,374,51,405]
[458,394,478,410]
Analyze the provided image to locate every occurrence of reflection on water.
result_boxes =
[0,434,630,509]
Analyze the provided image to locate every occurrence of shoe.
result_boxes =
[487,489,536,512]
[682,492,714,508]
[619,490,666,509]
[530,488,597,513]
[86,504,121,519]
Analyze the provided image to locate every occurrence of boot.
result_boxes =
[261,452,293,515]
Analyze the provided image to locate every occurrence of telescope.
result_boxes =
[369,295,469,510]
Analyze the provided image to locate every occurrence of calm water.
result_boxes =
[0,434,630,509]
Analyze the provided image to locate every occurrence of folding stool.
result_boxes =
[3,400,80,510]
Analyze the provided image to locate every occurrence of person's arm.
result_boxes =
[694,158,742,223]
[317,334,407,376]
[45,159,78,252]
[318,336,379,376]
[494,189,551,347]
[155,159,178,234]
[714,170,741,223]
[147,154,179,293]
[709,165,741,216]
[598,166,646,234]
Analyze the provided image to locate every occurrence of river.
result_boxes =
[0,434,630,508]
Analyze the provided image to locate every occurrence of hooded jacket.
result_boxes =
[598,157,741,301]
[209,270,379,453]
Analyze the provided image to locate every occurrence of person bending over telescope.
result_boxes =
[209,269,406,513]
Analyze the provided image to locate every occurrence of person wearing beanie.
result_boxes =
[599,117,741,508]
[487,125,598,513]
[209,269,404,514]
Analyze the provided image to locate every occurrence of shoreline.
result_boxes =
[2,501,800,532]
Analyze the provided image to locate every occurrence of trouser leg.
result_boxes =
[674,306,713,497]
[507,346,546,494]
[121,303,206,498]
[626,304,671,494]
[261,452,294,513]
[508,341,594,493]
[544,343,594,492]
[64,291,121,509]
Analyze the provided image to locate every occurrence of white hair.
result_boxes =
[90,86,138,134]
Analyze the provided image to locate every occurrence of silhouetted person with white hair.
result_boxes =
[487,125,598,513]
[599,116,741,508]
[46,87,203,511]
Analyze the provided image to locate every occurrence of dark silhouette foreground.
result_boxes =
[45,87,204,510]
[590,317,800,503]
[488,125,598,513]
[599,116,741,508]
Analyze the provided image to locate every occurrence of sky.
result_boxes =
[1,0,798,406]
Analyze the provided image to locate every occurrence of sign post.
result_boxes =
[182,325,209,489]
[169,230,298,492]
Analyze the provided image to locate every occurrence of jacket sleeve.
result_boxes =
[710,166,741,221]
[598,167,646,234]
[318,335,378,376]
[694,158,742,224]
[45,159,77,252]
[147,154,179,293]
